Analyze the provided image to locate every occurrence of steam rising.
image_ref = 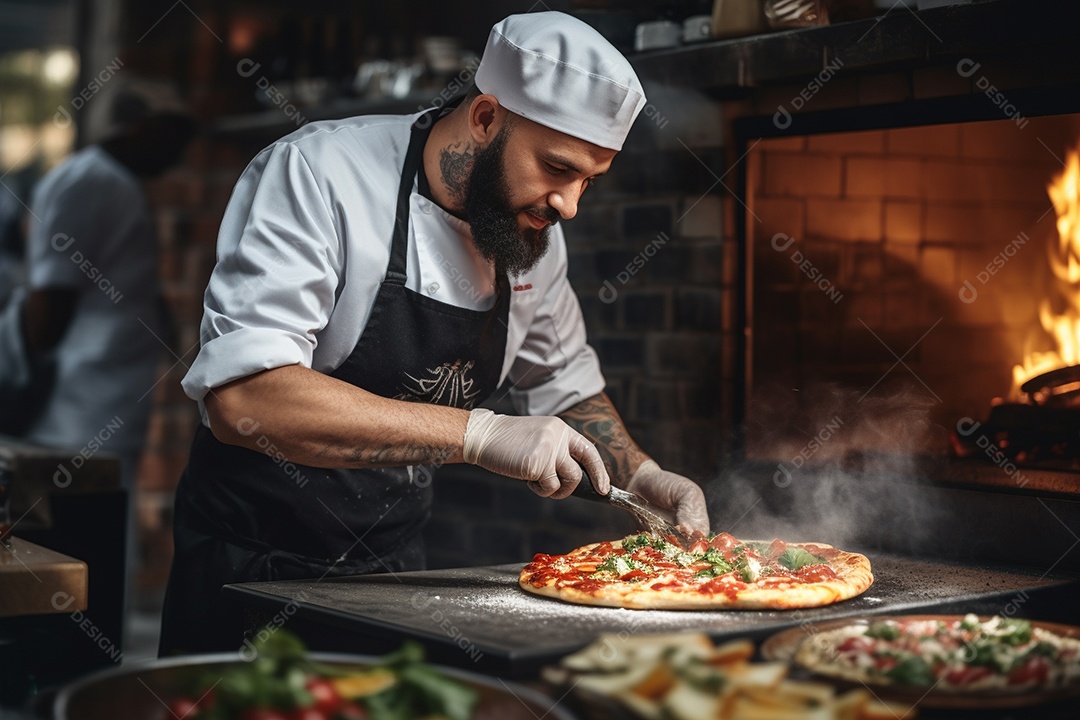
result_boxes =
[709,382,952,555]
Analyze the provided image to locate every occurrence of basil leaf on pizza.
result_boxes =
[778,547,824,571]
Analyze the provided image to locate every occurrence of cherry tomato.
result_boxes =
[304,678,343,714]
[336,703,368,720]
[1008,657,1049,686]
[239,708,290,720]
[167,698,200,719]
[288,708,328,720]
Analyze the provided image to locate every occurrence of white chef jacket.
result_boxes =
[19,145,164,463]
[183,111,605,420]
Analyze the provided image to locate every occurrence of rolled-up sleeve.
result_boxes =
[182,142,341,401]
[507,233,605,416]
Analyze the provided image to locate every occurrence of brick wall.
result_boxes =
[746,115,1080,457]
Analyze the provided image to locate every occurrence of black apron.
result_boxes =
[159,114,510,655]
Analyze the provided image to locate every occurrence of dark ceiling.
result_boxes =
[0,0,75,55]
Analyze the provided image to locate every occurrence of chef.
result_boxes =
[160,12,709,655]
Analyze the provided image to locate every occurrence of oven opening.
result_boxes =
[737,111,1080,486]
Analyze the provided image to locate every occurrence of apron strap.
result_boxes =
[387,113,437,286]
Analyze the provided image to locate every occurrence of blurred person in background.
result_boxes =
[0,76,194,615]
[0,190,26,308]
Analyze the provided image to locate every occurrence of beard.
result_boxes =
[463,125,559,276]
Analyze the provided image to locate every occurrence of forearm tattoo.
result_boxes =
[439,141,474,205]
[559,393,648,484]
[346,443,455,468]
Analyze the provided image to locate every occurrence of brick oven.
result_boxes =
[628,0,1080,584]
[746,116,1079,457]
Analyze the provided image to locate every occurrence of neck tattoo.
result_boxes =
[439,141,475,206]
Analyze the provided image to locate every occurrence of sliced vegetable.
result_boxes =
[331,670,397,699]
[397,664,477,720]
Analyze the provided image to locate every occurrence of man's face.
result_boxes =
[464,114,616,276]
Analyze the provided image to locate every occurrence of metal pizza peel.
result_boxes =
[571,469,694,546]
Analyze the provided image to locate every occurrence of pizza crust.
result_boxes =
[519,539,873,611]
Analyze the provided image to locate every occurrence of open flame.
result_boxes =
[1011,145,1080,400]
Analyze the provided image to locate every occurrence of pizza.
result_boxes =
[519,531,873,610]
[793,614,1080,693]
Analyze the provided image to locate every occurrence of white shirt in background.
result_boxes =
[24,145,164,469]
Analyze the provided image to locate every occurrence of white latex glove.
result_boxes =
[463,409,610,499]
[623,460,710,534]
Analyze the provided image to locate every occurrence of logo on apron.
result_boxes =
[397,359,481,408]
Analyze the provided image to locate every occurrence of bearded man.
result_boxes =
[160,11,709,655]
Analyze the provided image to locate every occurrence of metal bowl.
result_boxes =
[54,652,576,720]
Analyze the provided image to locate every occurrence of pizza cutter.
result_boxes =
[571,470,694,546]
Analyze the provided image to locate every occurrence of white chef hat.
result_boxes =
[474,12,646,151]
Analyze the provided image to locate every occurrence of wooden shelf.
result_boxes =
[630,0,1080,94]
[0,537,87,618]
